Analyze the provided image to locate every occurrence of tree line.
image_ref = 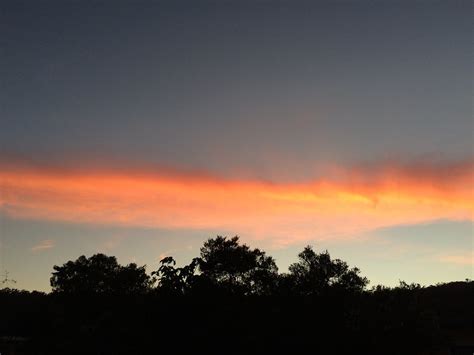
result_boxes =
[50,236,369,297]
[1,236,472,355]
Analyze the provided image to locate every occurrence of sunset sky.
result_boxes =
[1,0,472,291]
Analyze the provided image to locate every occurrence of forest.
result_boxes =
[0,236,472,355]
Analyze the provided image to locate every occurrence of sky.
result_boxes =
[0,0,472,291]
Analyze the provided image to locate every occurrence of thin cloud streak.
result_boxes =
[31,239,55,253]
[439,253,474,266]
[1,160,472,246]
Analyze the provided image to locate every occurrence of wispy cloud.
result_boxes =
[31,239,55,253]
[1,159,472,246]
[439,253,474,266]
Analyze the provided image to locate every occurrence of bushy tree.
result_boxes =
[288,246,368,296]
[198,236,278,295]
[50,254,152,294]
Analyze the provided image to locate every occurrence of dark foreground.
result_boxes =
[1,281,473,355]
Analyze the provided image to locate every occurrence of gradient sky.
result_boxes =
[0,0,472,291]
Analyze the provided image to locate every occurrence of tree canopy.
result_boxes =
[197,236,279,295]
[152,256,199,296]
[50,237,369,297]
[288,246,369,296]
[50,253,152,294]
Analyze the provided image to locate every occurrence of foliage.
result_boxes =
[49,238,370,297]
[197,236,279,295]
[50,253,152,294]
[287,246,369,295]
[151,256,199,295]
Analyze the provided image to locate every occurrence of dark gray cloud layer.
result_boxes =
[1,1,471,180]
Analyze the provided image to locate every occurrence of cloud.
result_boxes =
[31,239,55,253]
[1,158,472,246]
[439,253,473,266]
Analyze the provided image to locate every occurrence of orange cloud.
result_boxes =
[1,160,472,246]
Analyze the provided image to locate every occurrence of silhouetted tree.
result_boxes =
[50,254,152,294]
[152,256,199,295]
[396,280,422,290]
[288,246,368,296]
[197,236,278,295]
